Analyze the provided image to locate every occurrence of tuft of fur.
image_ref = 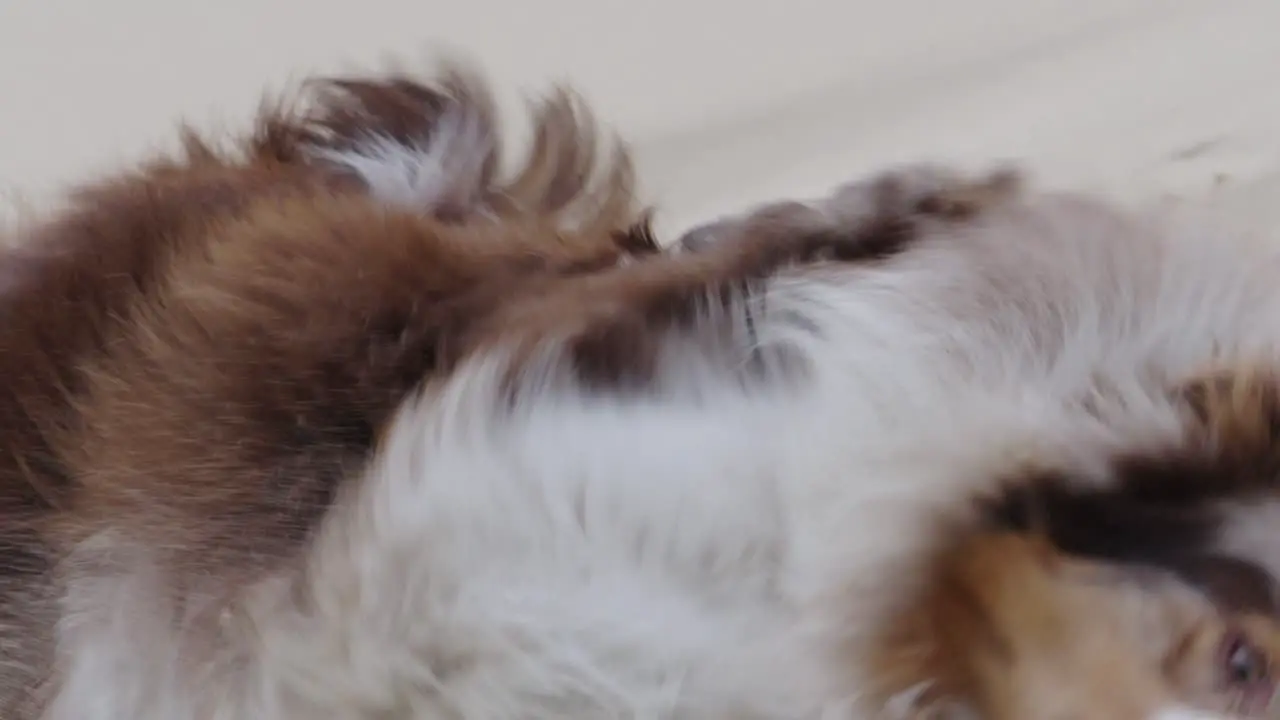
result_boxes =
[259,60,653,247]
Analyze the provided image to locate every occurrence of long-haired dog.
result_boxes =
[4,58,1280,719]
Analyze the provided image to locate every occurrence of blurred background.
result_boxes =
[2,0,1279,233]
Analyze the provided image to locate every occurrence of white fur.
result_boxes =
[48,183,1280,718]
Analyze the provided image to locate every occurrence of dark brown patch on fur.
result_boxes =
[983,368,1280,616]
[979,472,1280,613]
[981,472,1221,573]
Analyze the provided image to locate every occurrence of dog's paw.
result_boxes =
[674,163,1023,255]
[822,163,1023,225]
[675,200,823,254]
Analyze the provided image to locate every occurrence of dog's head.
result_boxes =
[865,367,1280,720]
[873,531,1280,720]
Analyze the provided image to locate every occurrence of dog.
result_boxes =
[6,57,1278,719]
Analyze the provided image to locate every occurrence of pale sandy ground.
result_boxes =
[3,0,1280,233]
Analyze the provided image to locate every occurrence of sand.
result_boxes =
[3,0,1280,231]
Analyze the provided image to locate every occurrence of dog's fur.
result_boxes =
[6,58,1280,719]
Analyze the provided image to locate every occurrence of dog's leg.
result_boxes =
[479,165,1022,390]
[676,164,1022,253]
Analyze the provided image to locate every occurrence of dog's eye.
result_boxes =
[1221,631,1270,686]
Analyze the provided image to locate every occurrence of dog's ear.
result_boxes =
[977,472,1280,616]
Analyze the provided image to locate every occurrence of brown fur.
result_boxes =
[0,60,656,716]
[53,195,631,574]
[0,160,336,714]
